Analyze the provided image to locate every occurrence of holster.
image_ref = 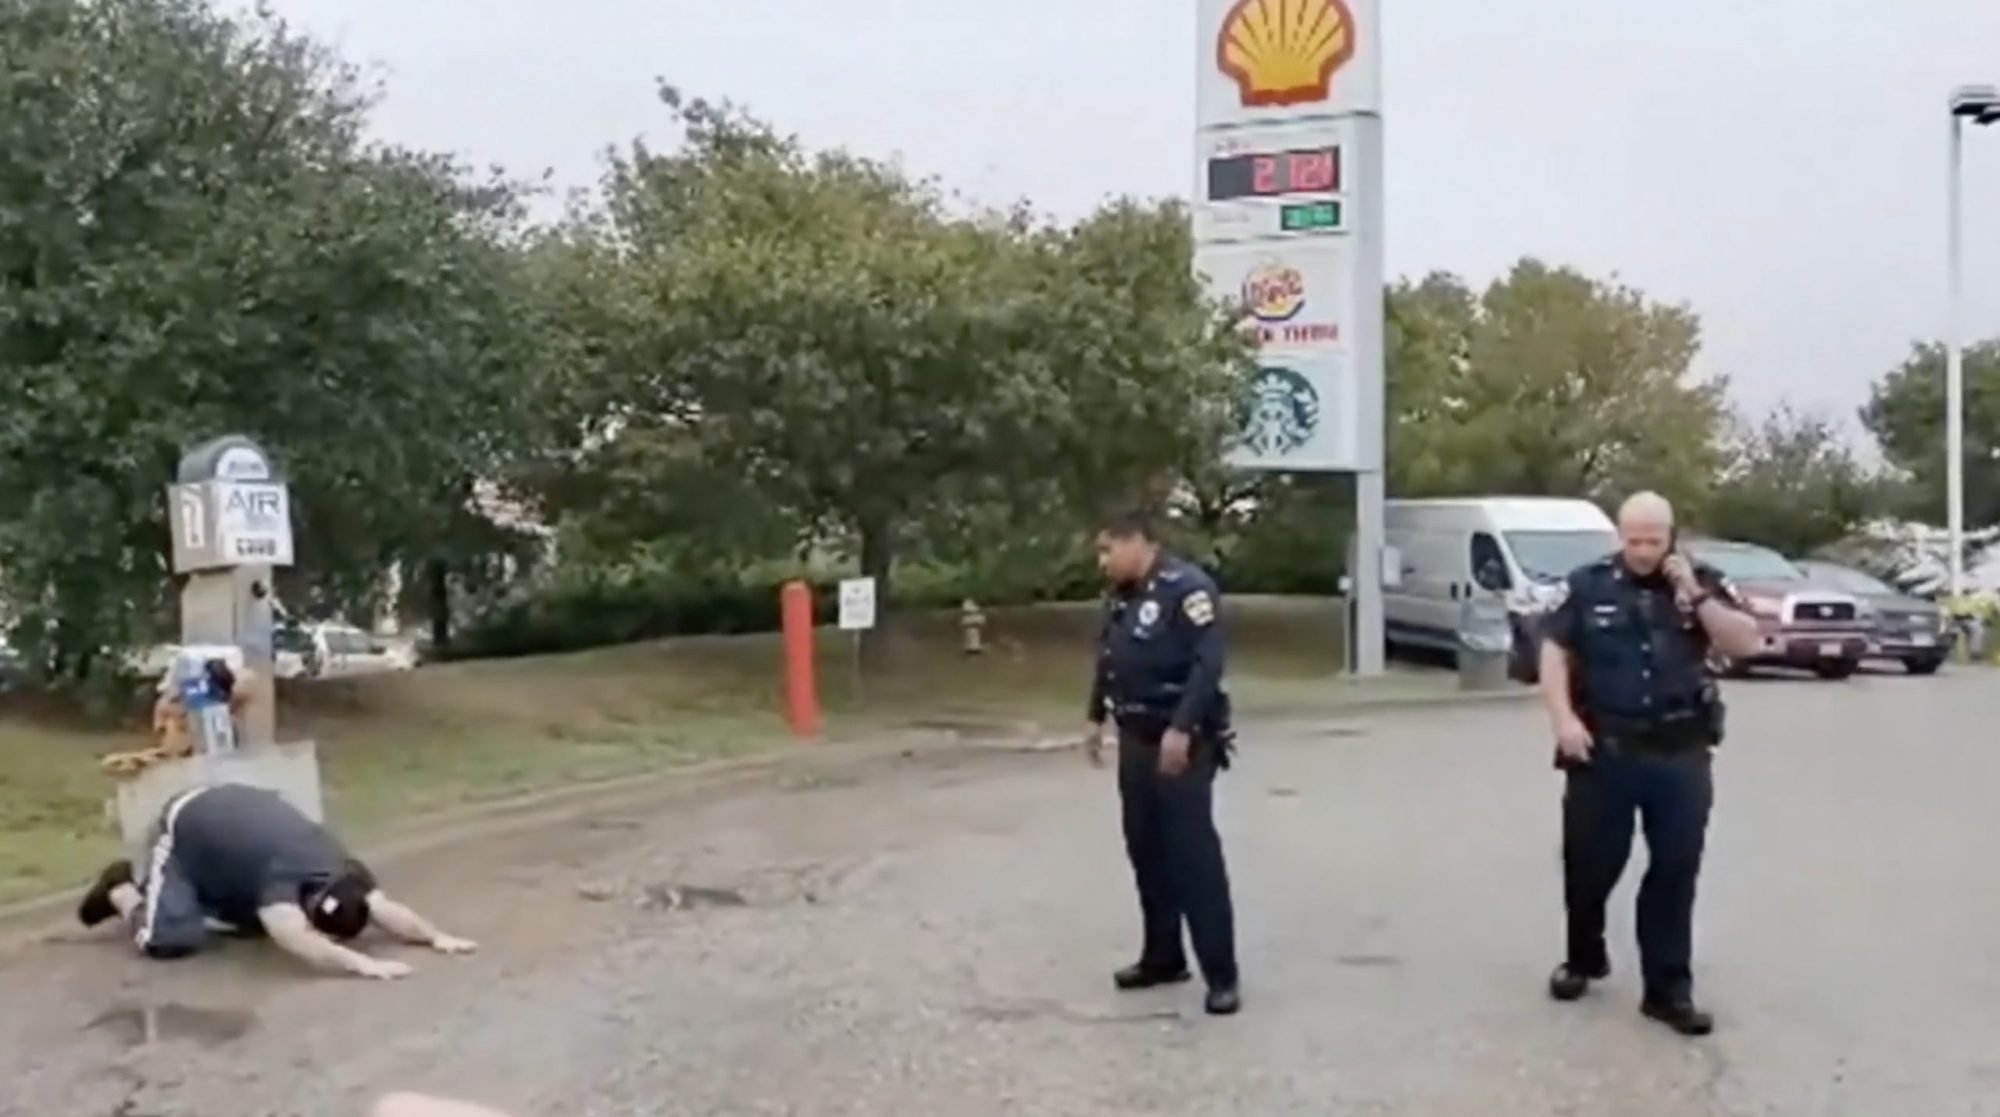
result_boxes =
[1554,707,1711,772]
[1115,707,1233,772]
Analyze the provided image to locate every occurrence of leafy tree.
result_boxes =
[556,92,1243,613]
[1703,406,1884,555]
[1860,339,2000,528]
[1385,260,1726,512]
[1385,272,1478,496]
[0,0,554,685]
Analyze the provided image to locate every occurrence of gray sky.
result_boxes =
[270,0,2000,433]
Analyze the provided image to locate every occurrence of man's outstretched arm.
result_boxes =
[367,890,478,954]
[259,904,411,979]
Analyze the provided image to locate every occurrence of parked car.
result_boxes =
[287,622,409,679]
[129,640,308,681]
[1795,559,1951,675]
[1682,539,1870,679]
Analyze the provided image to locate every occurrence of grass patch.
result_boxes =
[0,596,1449,907]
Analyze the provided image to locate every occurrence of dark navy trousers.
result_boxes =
[1562,745,1714,1000]
[1118,721,1238,988]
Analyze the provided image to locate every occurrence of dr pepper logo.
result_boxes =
[1217,0,1359,108]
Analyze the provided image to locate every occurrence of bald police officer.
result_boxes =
[1538,492,1760,1036]
[1083,511,1241,1016]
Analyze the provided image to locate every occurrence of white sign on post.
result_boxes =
[216,482,294,566]
[837,578,878,632]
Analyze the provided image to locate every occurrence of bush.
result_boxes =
[444,565,836,661]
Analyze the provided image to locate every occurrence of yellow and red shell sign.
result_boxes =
[1216,0,1359,108]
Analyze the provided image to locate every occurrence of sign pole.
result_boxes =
[850,630,865,706]
[836,576,878,710]
[1349,102,1387,678]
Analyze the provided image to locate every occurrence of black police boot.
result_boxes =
[1204,985,1242,1016]
[1641,996,1715,1037]
[77,859,134,928]
[1547,960,1610,1002]
[1113,963,1192,991]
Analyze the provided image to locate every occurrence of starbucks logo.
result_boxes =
[1239,366,1320,456]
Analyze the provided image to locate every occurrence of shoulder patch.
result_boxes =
[1183,590,1216,627]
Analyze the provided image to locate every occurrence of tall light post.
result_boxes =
[1945,85,2000,597]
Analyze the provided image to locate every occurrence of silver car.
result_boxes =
[1795,559,1951,675]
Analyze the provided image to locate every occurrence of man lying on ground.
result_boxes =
[77,782,476,979]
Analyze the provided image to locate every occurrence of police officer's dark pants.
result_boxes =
[1118,721,1238,988]
[1563,744,1713,1000]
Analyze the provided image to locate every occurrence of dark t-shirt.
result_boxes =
[169,784,372,929]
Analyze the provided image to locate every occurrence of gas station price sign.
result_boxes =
[1206,145,1341,201]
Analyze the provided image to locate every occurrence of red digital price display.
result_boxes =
[1206,146,1342,201]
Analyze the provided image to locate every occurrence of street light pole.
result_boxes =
[1944,85,2000,598]
[1947,110,1965,597]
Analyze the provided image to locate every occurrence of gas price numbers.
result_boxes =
[1205,146,1341,201]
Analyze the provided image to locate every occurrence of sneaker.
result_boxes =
[77,860,134,928]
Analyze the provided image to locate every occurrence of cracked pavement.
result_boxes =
[3,669,1998,1116]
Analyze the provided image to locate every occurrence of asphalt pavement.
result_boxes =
[5,668,1998,1117]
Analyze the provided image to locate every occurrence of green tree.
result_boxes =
[1385,260,1727,512]
[557,92,1243,610]
[1860,339,2000,527]
[1703,406,1884,555]
[0,0,554,685]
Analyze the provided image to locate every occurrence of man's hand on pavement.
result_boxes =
[429,934,478,956]
[354,956,414,981]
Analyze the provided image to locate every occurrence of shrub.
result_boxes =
[444,565,834,661]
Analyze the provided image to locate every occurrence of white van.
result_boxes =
[1383,497,1617,654]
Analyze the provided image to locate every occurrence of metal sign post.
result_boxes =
[837,577,878,705]
[1194,0,1387,676]
[112,435,323,852]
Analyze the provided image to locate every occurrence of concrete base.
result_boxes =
[110,741,322,859]
[1457,650,1512,692]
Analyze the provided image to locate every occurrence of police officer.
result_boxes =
[1538,492,1760,1036]
[1082,511,1241,1016]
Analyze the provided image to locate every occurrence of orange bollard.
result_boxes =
[781,581,820,740]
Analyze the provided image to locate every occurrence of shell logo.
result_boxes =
[1216,0,1358,108]
[1242,260,1306,323]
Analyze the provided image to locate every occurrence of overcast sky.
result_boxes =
[266,0,2000,432]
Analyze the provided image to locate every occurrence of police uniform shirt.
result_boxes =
[169,784,375,928]
[1088,555,1228,734]
[1543,556,1745,721]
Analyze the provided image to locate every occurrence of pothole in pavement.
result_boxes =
[1311,724,1366,739]
[1335,953,1404,968]
[582,857,866,910]
[900,717,1053,749]
[962,997,1181,1026]
[85,1004,256,1048]
[640,884,750,911]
